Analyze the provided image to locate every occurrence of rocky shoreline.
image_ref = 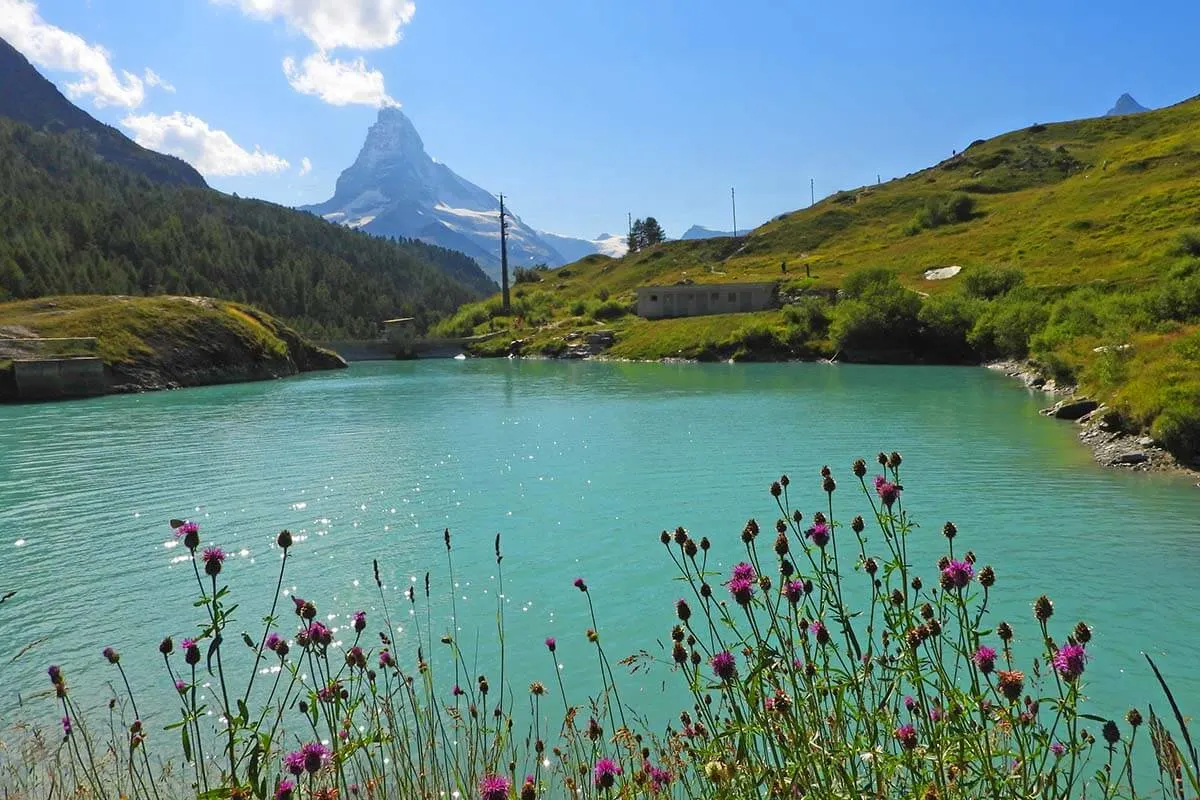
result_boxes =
[987,360,1198,478]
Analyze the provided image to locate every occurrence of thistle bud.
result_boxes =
[851,515,864,533]
[1034,595,1054,622]
[770,481,782,498]
[1102,720,1120,744]
[942,522,956,539]
[822,475,836,494]
[979,566,996,588]
[780,474,790,487]
[699,536,710,551]
[998,621,1014,642]
[852,458,867,478]
[774,533,789,556]
[888,451,903,468]
[1073,621,1091,644]
[660,530,670,545]
[1126,708,1143,728]
[276,529,293,550]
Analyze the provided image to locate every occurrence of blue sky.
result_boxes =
[4,0,1199,241]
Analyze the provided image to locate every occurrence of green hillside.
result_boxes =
[440,97,1200,460]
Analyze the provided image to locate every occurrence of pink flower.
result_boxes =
[478,773,511,800]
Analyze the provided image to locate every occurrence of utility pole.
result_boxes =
[628,212,633,248]
[731,187,737,237]
[499,193,510,315]
[810,178,815,207]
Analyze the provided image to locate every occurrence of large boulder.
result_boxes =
[1043,398,1099,420]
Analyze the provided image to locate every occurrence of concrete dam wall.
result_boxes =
[12,358,109,401]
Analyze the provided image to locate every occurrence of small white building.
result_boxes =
[635,282,777,319]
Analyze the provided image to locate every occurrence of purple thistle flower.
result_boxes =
[264,633,283,654]
[303,621,332,647]
[711,650,737,682]
[805,522,830,548]
[452,684,464,697]
[61,715,71,736]
[174,521,199,537]
[973,645,997,674]
[478,773,511,800]
[275,779,295,800]
[282,749,305,776]
[875,476,901,507]
[202,546,226,577]
[573,578,588,592]
[929,705,945,723]
[894,723,918,750]
[174,679,187,694]
[102,647,120,664]
[593,757,622,790]
[300,742,331,774]
[352,610,366,633]
[645,762,673,793]
[1052,643,1088,682]
[904,695,917,711]
[728,577,755,605]
[1050,741,1066,757]
[47,665,62,686]
[545,637,556,652]
[731,562,756,582]
[941,559,974,589]
[809,620,829,645]
[181,638,201,666]
[379,649,394,668]
[784,580,806,605]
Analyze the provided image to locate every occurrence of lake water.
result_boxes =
[1,360,1198,743]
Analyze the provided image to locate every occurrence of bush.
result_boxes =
[917,293,983,360]
[1172,229,1200,258]
[781,296,831,346]
[969,296,1050,358]
[831,278,922,354]
[961,266,1025,300]
[590,299,630,321]
[909,193,977,233]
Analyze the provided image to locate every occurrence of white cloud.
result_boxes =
[0,0,145,108]
[213,0,415,50]
[298,156,312,176]
[143,68,175,93]
[120,112,290,177]
[282,51,396,108]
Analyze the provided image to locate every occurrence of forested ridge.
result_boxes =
[0,118,497,337]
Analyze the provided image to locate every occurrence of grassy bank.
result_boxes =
[434,98,1200,461]
[0,295,345,400]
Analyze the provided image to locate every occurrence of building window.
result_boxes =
[649,294,658,302]
[711,292,719,301]
[728,292,736,302]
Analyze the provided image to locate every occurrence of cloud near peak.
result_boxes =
[121,112,290,177]
[0,0,151,108]
[283,51,397,108]
[213,0,415,51]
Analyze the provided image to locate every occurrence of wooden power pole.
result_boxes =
[499,193,510,315]
[731,187,737,237]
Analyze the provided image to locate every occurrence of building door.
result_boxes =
[696,292,708,314]
[739,291,752,312]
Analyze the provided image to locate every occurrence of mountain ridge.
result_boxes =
[0,35,207,188]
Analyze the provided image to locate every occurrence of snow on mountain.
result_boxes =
[538,231,629,263]
[302,108,566,280]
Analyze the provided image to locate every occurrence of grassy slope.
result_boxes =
[440,97,1200,455]
[0,295,343,398]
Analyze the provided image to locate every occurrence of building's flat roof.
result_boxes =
[637,282,777,293]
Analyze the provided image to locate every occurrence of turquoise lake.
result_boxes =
[1,360,1198,738]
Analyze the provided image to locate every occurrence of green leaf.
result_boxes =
[181,727,192,762]
[237,699,249,725]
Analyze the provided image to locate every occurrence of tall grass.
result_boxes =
[4,459,1197,799]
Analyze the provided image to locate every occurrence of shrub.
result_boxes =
[832,269,922,353]
[969,297,1050,358]
[513,266,545,284]
[590,299,630,321]
[917,293,983,360]
[908,193,976,233]
[961,266,1025,300]
[781,296,831,346]
[22,466,1198,799]
[1172,229,1200,258]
